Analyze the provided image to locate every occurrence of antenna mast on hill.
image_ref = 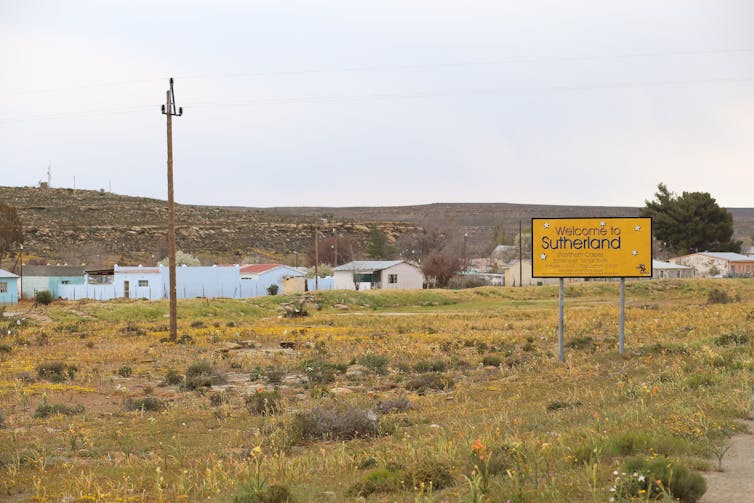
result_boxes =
[48,164,52,188]
[161,78,183,342]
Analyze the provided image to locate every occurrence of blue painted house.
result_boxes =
[0,268,20,304]
[21,265,85,299]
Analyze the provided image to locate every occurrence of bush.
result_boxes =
[266,284,279,296]
[209,391,230,407]
[374,397,414,415]
[408,458,454,490]
[124,397,165,412]
[164,368,184,386]
[707,288,738,304]
[714,332,750,346]
[348,468,406,496]
[233,484,294,503]
[117,365,133,378]
[287,403,378,442]
[358,353,389,375]
[245,390,281,416]
[620,455,707,503]
[34,402,84,418]
[481,355,502,367]
[412,359,447,373]
[36,362,77,383]
[404,374,453,394]
[184,361,226,390]
[300,360,342,385]
[36,290,53,305]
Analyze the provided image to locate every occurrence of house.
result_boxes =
[333,261,423,290]
[19,265,85,299]
[670,252,754,278]
[0,269,19,304]
[239,264,306,296]
[502,259,560,287]
[651,260,694,279]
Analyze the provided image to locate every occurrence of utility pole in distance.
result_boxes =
[161,78,183,342]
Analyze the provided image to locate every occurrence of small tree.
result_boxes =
[366,226,396,260]
[640,183,741,255]
[421,251,461,288]
[158,250,201,266]
[0,202,24,268]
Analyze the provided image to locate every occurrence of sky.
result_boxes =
[1,1,753,209]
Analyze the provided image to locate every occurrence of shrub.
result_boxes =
[348,468,405,496]
[621,455,707,503]
[36,290,53,305]
[265,366,286,384]
[121,321,146,337]
[233,484,294,503]
[565,336,595,351]
[190,320,206,329]
[412,359,447,373]
[117,365,133,378]
[184,361,226,390]
[685,373,718,390]
[300,360,341,385]
[408,458,454,490]
[481,355,502,367]
[707,288,738,304]
[266,284,279,296]
[0,344,12,356]
[358,353,389,374]
[245,390,281,416]
[209,391,230,407]
[34,403,84,418]
[714,332,750,346]
[164,368,184,386]
[374,397,414,415]
[404,374,453,394]
[124,397,165,412]
[36,362,77,383]
[287,403,377,442]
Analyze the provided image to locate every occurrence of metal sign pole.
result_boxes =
[559,277,565,362]
[619,278,625,355]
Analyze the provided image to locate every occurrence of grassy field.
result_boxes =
[1,280,753,502]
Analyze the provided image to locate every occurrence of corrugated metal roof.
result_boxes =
[240,264,283,274]
[0,268,19,278]
[334,260,404,272]
[698,252,753,262]
[22,265,86,277]
[117,267,161,274]
[652,260,691,270]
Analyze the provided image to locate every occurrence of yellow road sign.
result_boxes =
[531,217,652,278]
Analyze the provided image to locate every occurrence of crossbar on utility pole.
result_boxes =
[162,78,183,342]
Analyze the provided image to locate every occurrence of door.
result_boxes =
[123,280,130,299]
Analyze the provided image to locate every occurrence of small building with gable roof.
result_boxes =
[670,252,754,278]
[0,268,19,304]
[333,260,423,290]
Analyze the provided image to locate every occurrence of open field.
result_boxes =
[1,280,753,502]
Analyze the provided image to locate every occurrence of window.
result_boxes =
[388,274,398,284]
[61,280,70,285]
[138,280,149,287]
[0,282,7,293]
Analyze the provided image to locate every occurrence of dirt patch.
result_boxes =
[699,405,754,503]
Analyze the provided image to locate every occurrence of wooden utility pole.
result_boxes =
[162,78,183,342]
[314,225,320,290]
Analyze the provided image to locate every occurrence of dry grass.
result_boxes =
[0,280,752,502]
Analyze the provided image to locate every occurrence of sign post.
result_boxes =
[532,217,652,360]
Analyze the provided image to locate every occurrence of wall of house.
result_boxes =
[240,267,306,297]
[653,268,694,279]
[505,260,561,286]
[334,270,359,290]
[166,265,241,299]
[0,277,19,304]
[670,255,728,277]
[379,262,424,290]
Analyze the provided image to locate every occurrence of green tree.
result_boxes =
[0,202,24,268]
[640,183,741,255]
[366,226,396,260]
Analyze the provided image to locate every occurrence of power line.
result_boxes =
[2,47,753,98]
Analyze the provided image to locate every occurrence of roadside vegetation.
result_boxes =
[0,279,752,501]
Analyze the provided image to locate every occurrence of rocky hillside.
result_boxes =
[2,186,752,268]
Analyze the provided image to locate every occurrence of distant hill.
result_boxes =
[1,186,752,267]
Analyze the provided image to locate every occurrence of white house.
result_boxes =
[239,264,307,296]
[651,260,694,279]
[670,252,754,278]
[333,261,423,290]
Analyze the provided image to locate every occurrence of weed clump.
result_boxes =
[404,374,453,394]
[481,355,502,367]
[714,332,750,346]
[412,359,447,373]
[233,484,294,503]
[124,397,165,412]
[348,468,405,496]
[117,365,133,378]
[36,362,77,383]
[209,391,230,407]
[184,361,226,390]
[374,397,414,415]
[245,390,281,416]
[408,458,454,490]
[358,353,389,374]
[121,321,146,337]
[300,359,343,385]
[34,403,84,418]
[287,403,377,442]
[618,455,706,503]
[707,288,739,304]
[163,368,184,386]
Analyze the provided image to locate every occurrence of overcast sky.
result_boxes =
[1,1,753,208]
